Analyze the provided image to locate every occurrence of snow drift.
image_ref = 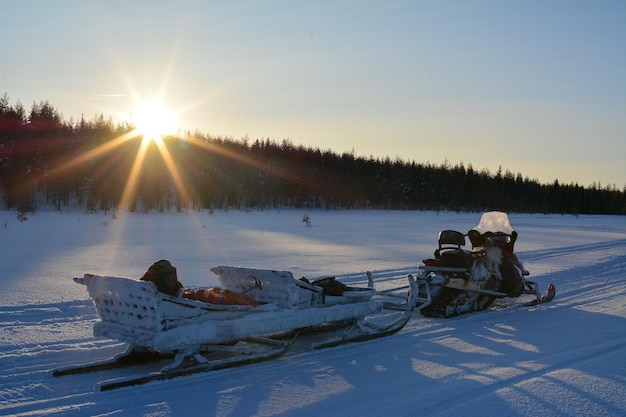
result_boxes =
[0,209,624,416]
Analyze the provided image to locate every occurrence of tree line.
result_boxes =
[1,94,624,217]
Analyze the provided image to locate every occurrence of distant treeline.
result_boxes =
[1,94,624,216]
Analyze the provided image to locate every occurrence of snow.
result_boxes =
[0,209,625,417]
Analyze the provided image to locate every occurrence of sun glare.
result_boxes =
[132,101,177,143]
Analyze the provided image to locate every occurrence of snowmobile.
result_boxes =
[411,211,556,318]
[53,264,423,390]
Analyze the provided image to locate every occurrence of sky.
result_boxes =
[1,0,624,188]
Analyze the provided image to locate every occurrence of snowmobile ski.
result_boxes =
[525,283,556,306]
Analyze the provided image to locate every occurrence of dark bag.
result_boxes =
[312,277,347,296]
[140,259,183,296]
[498,257,524,297]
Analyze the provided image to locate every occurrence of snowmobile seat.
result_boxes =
[434,230,470,267]
[435,230,466,256]
[468,229,517,252]
[438,230,466,248]
[467,229,484,248]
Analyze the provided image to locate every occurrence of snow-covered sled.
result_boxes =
[53,265,419,390]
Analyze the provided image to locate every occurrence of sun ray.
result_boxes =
[117,133,152,210]
[52,130,139,176]
[152,137,191,207]
[179,133,330,200]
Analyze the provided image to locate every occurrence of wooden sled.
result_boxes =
[53,266,418,390]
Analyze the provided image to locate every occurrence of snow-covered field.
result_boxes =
[0,209,624,417]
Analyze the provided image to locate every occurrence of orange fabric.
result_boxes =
[183,288,259,307]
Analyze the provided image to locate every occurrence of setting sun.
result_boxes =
[132,101,177,142]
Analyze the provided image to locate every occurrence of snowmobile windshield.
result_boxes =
[471,211,516,235]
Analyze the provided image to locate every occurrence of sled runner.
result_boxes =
[411,211,556,317]
[53,265,420,390]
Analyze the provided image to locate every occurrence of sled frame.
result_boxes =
[55,269,419,390]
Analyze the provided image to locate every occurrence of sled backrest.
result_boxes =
[438,230,466,249]
[434,229,466,257]
[77,274,263,349]
[76,274,164,346]
[211,266,322,309]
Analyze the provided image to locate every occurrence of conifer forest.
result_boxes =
[1,95,624,217]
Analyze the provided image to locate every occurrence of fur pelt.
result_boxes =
[470,247,503,281]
